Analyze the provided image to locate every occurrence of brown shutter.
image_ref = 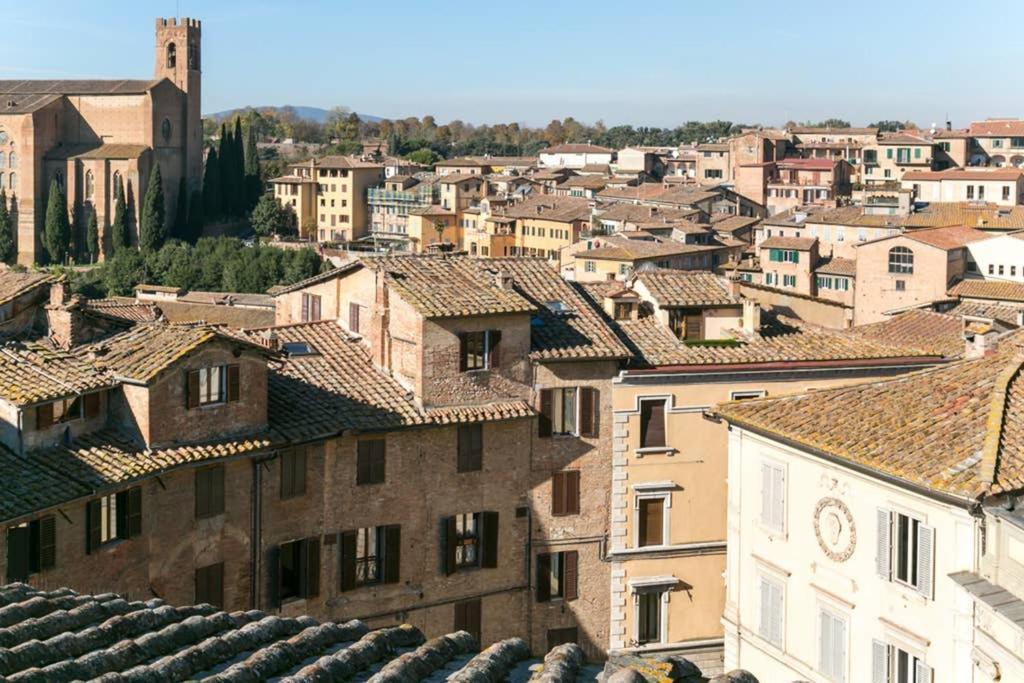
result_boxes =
[186,370,200,409]
[227,365,240,403]
[536,553,552,602]
[36,403,54,430]
[383,525,401,584]
[349,302,360,334]
[538,389,553,438]
[454,599,482,645]
[640,401,666,448]
[212,466,225,516]
[481,511,499,568]
[6,526,29,582]
[373,440,386,483]
[302,537,320,598]
[356,443,369,484]
[567,470,581,515]
[458,424,483,472]
[639,499,664,547]
[312,295,322,322]
[39,516,57,570]
[128,487,142,537]
[86,499,101,554]
[195,469,208,519]
[116,490,130,539]
[339,530,357,591]
[488,330,501,369]
[563,551,579,601]
[301,294,310,322]
[458,333,468,372]
[280,449,294,498]
[83,392,101,419]
[551,472,565,516]
[294,448,307,496]
[579,387,599,438]
[441,516,457,575]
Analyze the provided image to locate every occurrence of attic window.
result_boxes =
[543,301,573,315]
[283,341,316,357]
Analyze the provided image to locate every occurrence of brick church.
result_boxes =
[0,17,202,264]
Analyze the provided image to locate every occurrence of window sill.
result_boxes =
[634,447,676,457]
[757,523,787,542]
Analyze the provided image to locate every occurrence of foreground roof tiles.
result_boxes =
[0,270,54,306]
[635,271,737,308]
[950,279,1024,303]
[851,310,966,358]
[0,342,115,405]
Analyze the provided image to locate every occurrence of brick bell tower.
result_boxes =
[154,17,202,192]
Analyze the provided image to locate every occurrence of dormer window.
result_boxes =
[186,364,240,408]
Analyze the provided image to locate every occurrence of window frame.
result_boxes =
[816,604,849,683]
[760,459,787,536]
[634,487,671,548]
[457,423,483,473]
[888,247,914,275]
[757,571,786,648]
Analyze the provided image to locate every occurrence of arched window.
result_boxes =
[166,43,177,69]
[888,246,914,274]
[8,151,15,169]
[8,173,15,191]
[85,170,95,200]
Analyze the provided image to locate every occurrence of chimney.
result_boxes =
[495,270,515,290]
[946,120,952,131]
[46,291,87,350]
[963,316,998,358]
[726,272,743,299]
[261,329,280,352]
[742,299,761,334]
[49,280,69,307]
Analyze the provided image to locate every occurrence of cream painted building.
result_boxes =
[902,168,1024,206]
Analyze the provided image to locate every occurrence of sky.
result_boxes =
[3,0,1023,129]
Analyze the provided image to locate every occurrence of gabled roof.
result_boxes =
[949,279,1024,303]
[635,271,737,308]
[969,119,1024,137]
[0,342,115,406]
[0,270,55,306]
[851,310,965,358]
[760,236,817,250]
[814,257,856,277]
[504,195,592,223]
[902,226,990,250]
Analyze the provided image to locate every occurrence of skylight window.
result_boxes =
[543,301,573,315]
[282,341,316,357]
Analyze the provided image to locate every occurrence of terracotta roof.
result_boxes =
[0,449,91,521]
[851,310,965,358]
[791,126,879,136]
[635,271,736,308]
[717,334,1024,499]
[504,195,592,223]
[695,143,730,152]
[485,259,630,361]
[299,155,383,170]
[0,79,158,96]
[0,342,115,406]
[82,298,160,324]
[903,226,990,250]
[944,300,1024,325]
[651,186,721,207]
[969,119,1024,137]
[876,133,933,145]
[540,143,613,154]
[814,257,856,277]
[760,236,817,250]
[439,172,485,185]
[578,234,722,261]
[0,270,55,306]
[711,215,759,234]
[45,143,150,161]
[596,183,670,202]
[559,175,611,190]
[949,279,1024,303]
[596,203,698,224]
[151,301,275,329]
[903,168,1024,182]
[776,158,837,171]
[800,202,1024,231]
[271,263,359,296]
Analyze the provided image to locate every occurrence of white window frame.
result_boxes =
[878,506,934,599]
[628,576,677,647]
[633,483,672,549]
[872,636,932,683]
[816,603,849,683]
[198,365,226,406]
[99,492,118,544]
[759,459,787,537]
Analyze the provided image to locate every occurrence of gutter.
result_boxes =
[620,356,944,379]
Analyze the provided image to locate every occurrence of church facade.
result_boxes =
[0,17,202,264]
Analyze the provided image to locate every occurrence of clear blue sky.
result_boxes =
[3,0,1022,128]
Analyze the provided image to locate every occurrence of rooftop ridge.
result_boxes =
[979,353,1024,489]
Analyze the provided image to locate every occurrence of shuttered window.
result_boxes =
[280,447,308,499]
[758,574,784,647]
[458,330,501,371]
[195,466,225,519]
[760,461,786,533]
[5,515,56,581]
[453,598,482,644]
[551,470,581,516]
[349,303,361,334]
[637,497,665,547]
[536,550,578,602]
[34,402,54,430]
[356,439,386,485]
[441,511,499,574]
[86,487,142,553]
[83,391,101,419]
[301,293,322,322]
[637,591,661,644]
[195,562,225,608]
[340,525,400,591]
[879,509,934,599]
[639,400,666,448]
[186,365,235,408]
[457,424,483,473]
[872,640,932,683]
[279,536,320,601]
[817,607,848,682]
[578,387,599,438]
[538,387,582,437]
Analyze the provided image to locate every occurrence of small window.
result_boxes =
[551,470,581,516]
[817,607,848,682]
[888,247,914,274]
[459,330,500,371]
[760,461,786,533]
[637,496,666,547]
[637,590,664,644]
[5,516,56,581]
[278,536,320,602]
[301,293,322,322]
[639,399,666,448]
[895,280,906,292]
[186,365,237,408]
[539,387,581,436]
[454,598,482,644]
[280,447,307,499]
[731,390,766,401]
[87,487,142,552]
[455,512,480,568]
[349,302,361,334]
[457,423,483,473]
[195,562,224,608]
[877,508,934,598]
[758,574,785,647]
[356,439,386,485]
[195,466,225,519]
[536,550,578,602]
[873,640,932,683]
[282,341,316,357]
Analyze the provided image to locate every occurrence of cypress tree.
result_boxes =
[203,146,221,220]
[244,116,262,211]
[218,122,234,216]
[173,177,189,239]
[187,189,204,241]
[110,179,128,253]
[86,207,99,263]
[139,164,166,252]
[232,116,246,215]
[0,189,13,263]
[43,179,70,265]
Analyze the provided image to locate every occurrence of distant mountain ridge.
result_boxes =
[206,105,383,124]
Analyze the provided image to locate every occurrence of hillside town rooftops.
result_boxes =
[504,195,592,223]
[760,236,817,250]
[635,271,737,308]
[540,143,613,154]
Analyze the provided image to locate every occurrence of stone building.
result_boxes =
[0,17,202,264]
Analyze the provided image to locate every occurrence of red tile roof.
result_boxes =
[969,119,1024,137]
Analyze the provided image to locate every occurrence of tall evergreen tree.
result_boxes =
[173,177,189,239]
[0,189,13,263]
[232,116,246,215]
[203,146,221,220]
[187,189,204,241]
[86,207,99,263]
[244,116,262,210]
[70,201,84,262]
[139,164,167,252]
[43,179,70,265]
[217,122,234,217]
[110,179,129,253]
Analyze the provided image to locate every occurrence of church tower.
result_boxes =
[154,17,202,191]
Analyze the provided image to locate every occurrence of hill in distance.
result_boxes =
[206,105,382,124]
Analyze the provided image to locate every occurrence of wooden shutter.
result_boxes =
[86,499,101,554]
[454,598,482,645]
[266,545,280,608]
[339,530,357,591]
[227,365,240,403]
[536,553,552,602]
[579,387,597,438]
[38,516,56,571]
[758,577,772,640]
[116,490,130,540]
[301,294,310,322]
[441,516,457,575]
[83,392,101,419]
[566,471,580,515]
[36,403,54,430]
[538,389,553,438]
[551,472,565,516]
[312,295,322,322]
[383,525,401,584]
[458,424,482,472]
[300,537,320,599]
[640,400,665,448]
[916,524,934,599]
[458,333,469,372]
[876,508,892,580]
[212,467,225,516]
[772,465,785,531]
[6,526,29,582]
[684,315,703,341]
[481,511,499,568]
[186,370,200,409]
[128,487,142,537]
[871,640,890,683]
[563,550,578,601]
[639,498,663,547]
[349,303,360,334]
[195,469,208,519]
[487,330,501,369]
[281,449,294,498]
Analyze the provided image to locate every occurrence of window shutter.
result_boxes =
[266,545,280,608]
[640,401,666,448]
[834,615,847,680]
[86,499,101,554]
[876,508,892,580]
[639,498,663,547]
[916,524,934,599]
[914,660,932,683]
[551,472,565,516]
[819,611,833,678]
[563,550,578,601]
[38,515,56,570]
[6,526,29,582]
[349,303,360,334]
[116,490,130,540]
[213,466,225,516]
[186,370,200,409]
[481,511,499,568]
[441,516,457,575]
[458,425,482,473]
[302,537,320,598]
[373,440,386,482]
[566,470,580,515]
[312,296,322,321]
[36,403,54,430]
[579,387,596,438]
[281,449,294,498]
[488,330,501,369]
[536,553,552,602]
[793,250,799,264]
[128,487,142,537]
[301,294,309,322]
[871,640,890,683]
[760,463,772,526]
[538,389,553,438]
[339,530,357,591]
[294,448,307,496]
[770,582,783,645]
[383,525,401,584]
[227,365,240,403]
[83,392,100,419]
[458,333,469,372]
[758,577,771,639]
[772,466,785,531]
[195,469,208,519]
